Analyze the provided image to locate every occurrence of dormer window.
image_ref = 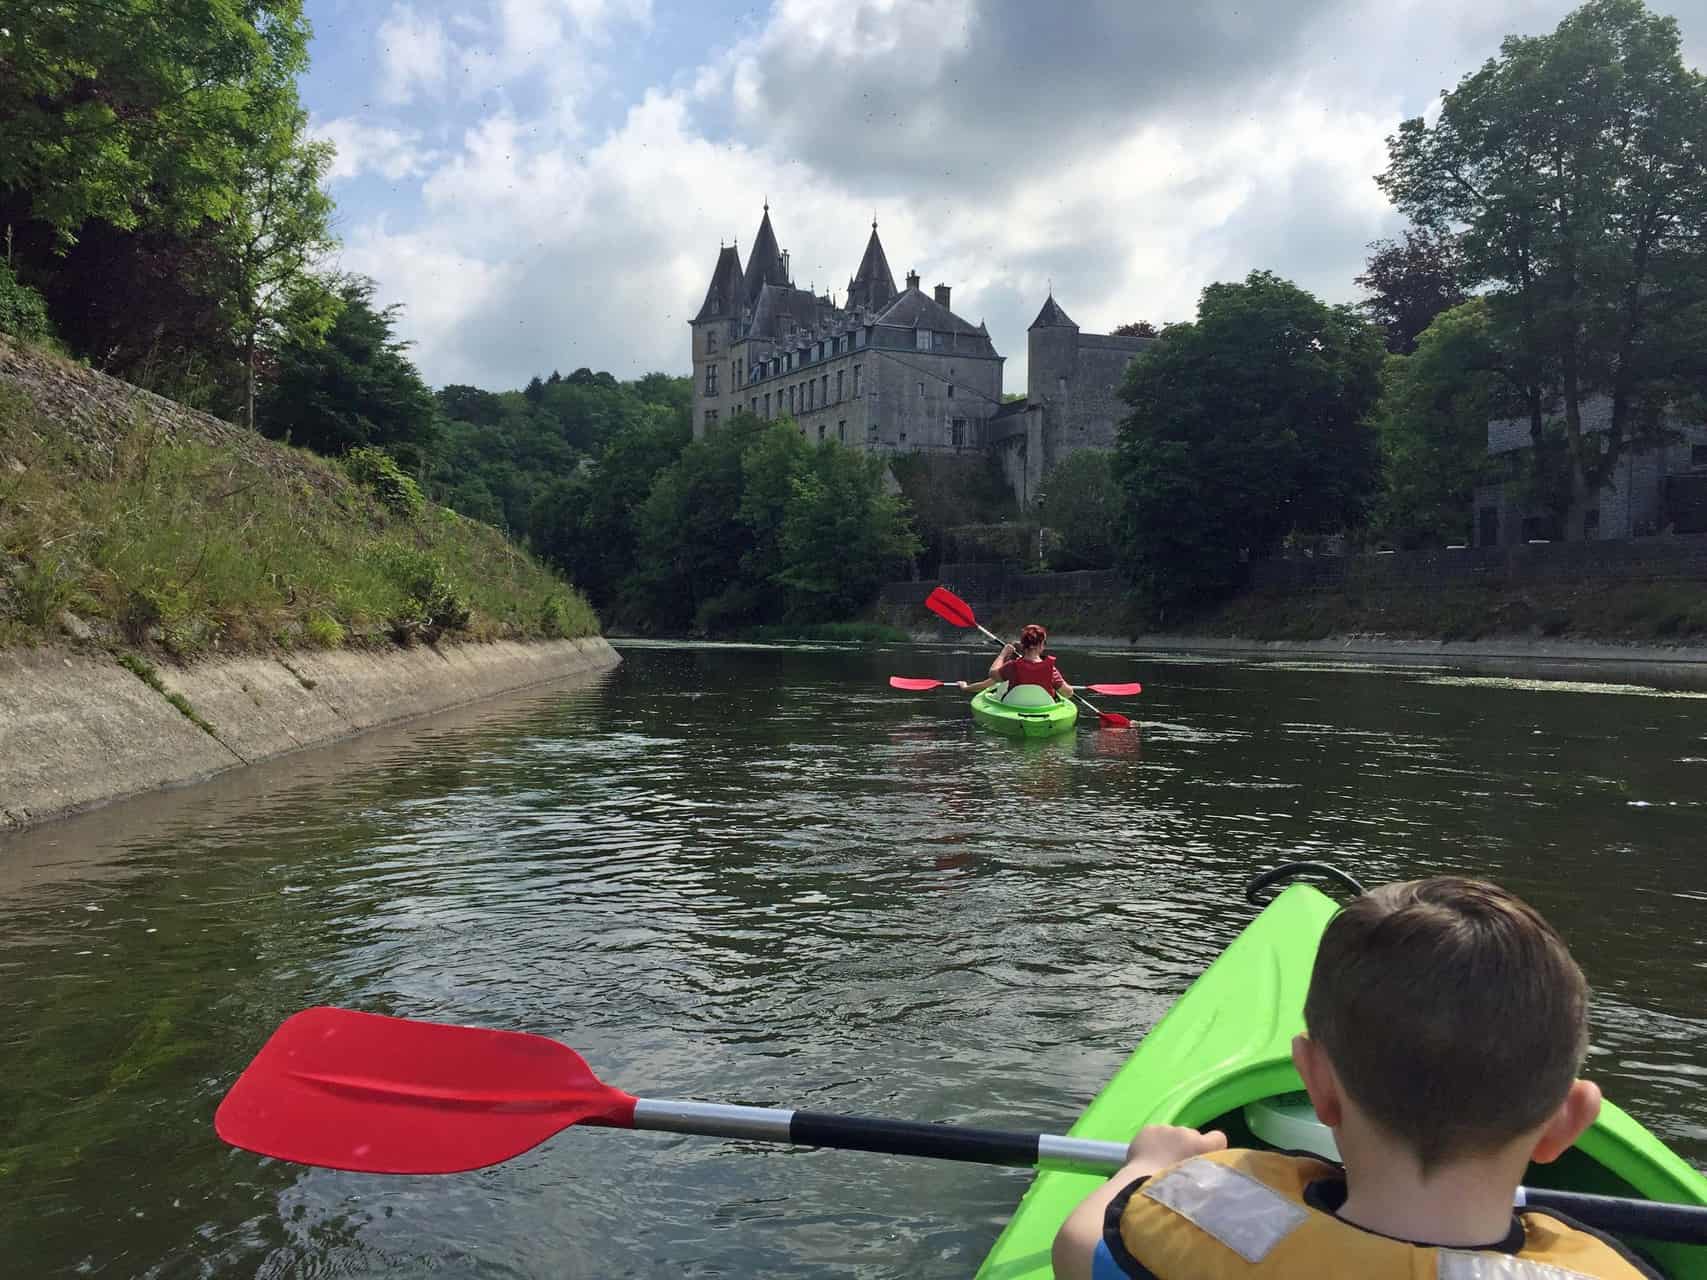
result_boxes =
[707,331,718,353]
[916,329,931,351]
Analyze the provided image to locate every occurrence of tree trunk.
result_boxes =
[244,330,256,433]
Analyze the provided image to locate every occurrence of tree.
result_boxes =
[1112,321,1158,338]
[1038,451,1120,570]
[0,0,314,242]
[777,444,921,617]
[1115,271,1386,615]
[221,96,338,430]
[1379,0,1707,500]
[1370,300,1509,548]
[257,277,436,458]
[1356,228,1468,355]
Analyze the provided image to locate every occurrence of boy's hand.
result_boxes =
[1125,1125,1227,1171]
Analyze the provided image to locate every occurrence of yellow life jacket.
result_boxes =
[1107,1149,1660,1280]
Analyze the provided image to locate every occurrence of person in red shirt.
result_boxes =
[957,623,1076,701]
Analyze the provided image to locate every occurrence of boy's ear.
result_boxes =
[1292,1035,1343,1127]
[1530,1080,1602,1165]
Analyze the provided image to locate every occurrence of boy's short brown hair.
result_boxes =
[1303,877,1589,1171]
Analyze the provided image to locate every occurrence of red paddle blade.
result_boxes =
[1086,683,1143,696]
[215,1007,638,1174]
[924,586,976,629]
[889,677,945,690]
[1097,712,1133,729]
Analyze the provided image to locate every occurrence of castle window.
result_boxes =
[818,423,826,442]
[855,329,866,348]
[750,398,757,414]
[764,392,771,417]
[916,328,932,351]
[838,420,846,442]
[899,430,907,444]
[705,364,718,394]
[933,332,945,351]
[1693,444,1707,467]
[821,374,828,404]
[707,331,718,353]
[836,370,844,401]
[733,360,740,387]
[918,382,925,397]
[705,409,718,428]
[1057,376,1067,395]
[947,384,954,398]
[952,418,966,448]
[789,385,796,413]
[853,365,862,397]
[807,381,815,410]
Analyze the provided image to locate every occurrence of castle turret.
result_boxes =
[1028,291,1080,406]
[691,243,744,437]
[742,205,791,305]
[846,220,897,312]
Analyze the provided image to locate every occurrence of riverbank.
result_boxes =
[0,636,619,831]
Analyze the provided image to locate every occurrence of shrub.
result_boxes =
[304,611,345,648]
[0,262,54,343]
[373,545,470,632]
[343,446,424,518]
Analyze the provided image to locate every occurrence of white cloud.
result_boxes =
[312,118,437,183]
[377,4,450,105]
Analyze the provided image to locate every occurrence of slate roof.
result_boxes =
[742,209,790,305]
[693,245,744,323]
[747,282,832,340]
[845,225,897,312]
[874,287,985,337]
[1029,294,1078,329]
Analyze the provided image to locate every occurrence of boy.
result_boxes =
[1052,877,1662,1279]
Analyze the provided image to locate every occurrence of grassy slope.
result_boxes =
[0,340,598,656]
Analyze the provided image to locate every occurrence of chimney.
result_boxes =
[933,283,951,309]
[781,249,791,280]
[906,269,921,291]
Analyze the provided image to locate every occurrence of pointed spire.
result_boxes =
[846,220,897,312]
[694,243,745,323]
[743,204,789,304]
[1030,292,1078,330]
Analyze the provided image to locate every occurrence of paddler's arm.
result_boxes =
[958,677,997,692]
[1051,1126,1227,1280]
[988,644,1016,678]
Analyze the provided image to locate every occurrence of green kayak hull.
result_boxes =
[970,688,1077,739]
[974,883,1707,1279]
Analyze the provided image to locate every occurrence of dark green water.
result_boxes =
[2,641,1705,1277]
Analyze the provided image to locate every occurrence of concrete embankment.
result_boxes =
[0,637,619,831]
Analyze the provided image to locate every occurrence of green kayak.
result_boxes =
[971,683,1078,739]
[975,877,1707,1280]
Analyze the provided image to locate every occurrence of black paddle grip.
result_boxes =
[790,1111,1040,1168]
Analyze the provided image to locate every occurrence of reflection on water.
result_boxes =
[1,642,1703,1276]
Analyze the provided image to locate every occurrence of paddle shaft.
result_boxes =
[632,1101,1707,1244]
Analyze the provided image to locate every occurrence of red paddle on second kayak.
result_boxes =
[891,677,1141,696]
[211,1008,1707,1244]
[923,586,1134,728]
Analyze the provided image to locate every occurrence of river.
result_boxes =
[2,641,1704,1277]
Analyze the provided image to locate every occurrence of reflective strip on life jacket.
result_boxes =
[1141,1158,1308,1263]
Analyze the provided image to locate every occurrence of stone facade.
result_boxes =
[689,209,1151,504]
[1473,395,1707,546]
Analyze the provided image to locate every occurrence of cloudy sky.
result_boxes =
[298,0,1707,394]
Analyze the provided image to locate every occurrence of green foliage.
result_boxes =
[115,652,217,736]
[343,446,425,518]
[1379,0,1707,492]
[0,262,55,343]
[1356,228,1468,356]
[303,612,344,649]
[0,1,313,242]
[1116,271,1386,617]
[1038,451,1120,570]
[623,415,921,633]
[257,278,436,459]
[371,546,471,634]
[1371,300,1506,548]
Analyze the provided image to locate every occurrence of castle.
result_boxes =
[689,207,1153,505]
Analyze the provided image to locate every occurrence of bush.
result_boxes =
[372,545,470,632]
[343,446,424,518]
[0,262,54,343]
[304,611,345,648]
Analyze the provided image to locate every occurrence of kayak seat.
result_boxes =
[995,681,1056,707]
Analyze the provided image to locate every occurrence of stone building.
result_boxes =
[1473,397,1707,546]
[689,207,1152,504]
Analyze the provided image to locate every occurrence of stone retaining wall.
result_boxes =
[0,637,619,831]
